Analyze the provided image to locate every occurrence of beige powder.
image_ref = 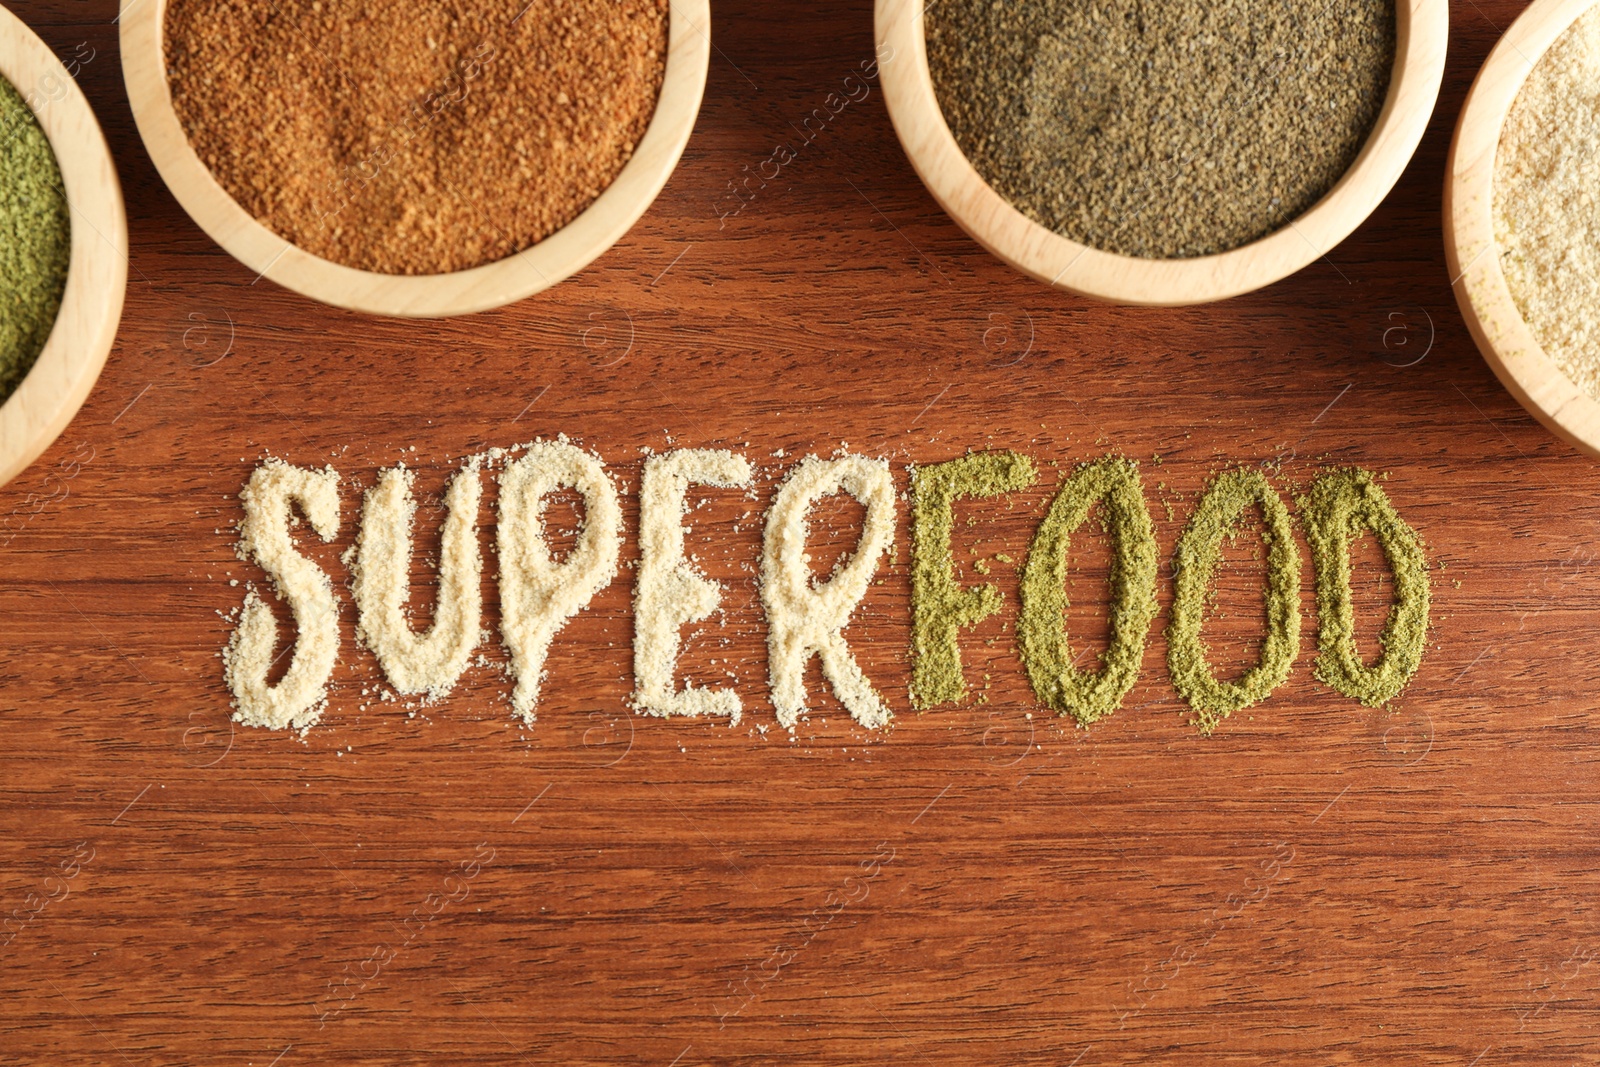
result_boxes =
[351,462,482,701]
[224,459,342,730]
[1495,3,1600,399]
[497,441,622,721]
[633,449,754,723]
[760,454,896,730]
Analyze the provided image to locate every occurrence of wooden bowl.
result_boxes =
[0,6,127,490]
[120,0,709,318]
[875,0,1448,306]
[1445,0,1600,459]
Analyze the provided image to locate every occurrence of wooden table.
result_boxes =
[3,1,1594,1062]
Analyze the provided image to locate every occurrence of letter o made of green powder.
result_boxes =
[1167,468,1300,735]
[909,451,1037,709]
[1298,468,1430,707]
[1018,456,1158,725]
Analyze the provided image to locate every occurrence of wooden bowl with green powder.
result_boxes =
[0,5,128,490]
[120,0,708,318]
[875,0,1448,306]
[1446,0,1600,460]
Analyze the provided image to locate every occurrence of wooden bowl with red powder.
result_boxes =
[120,0,708,318]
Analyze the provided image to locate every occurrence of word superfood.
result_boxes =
[221,443,1430,735]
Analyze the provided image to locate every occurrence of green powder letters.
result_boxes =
[1167,468,1301,735]
[909,450,1037,708]
[1298,468,1430,707]
[1018,456,1158,725]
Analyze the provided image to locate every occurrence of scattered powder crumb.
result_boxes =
[761,454,897,729]
[223,459,342,730]
[352,461,482,701]
[497,441,622,721]
[632,449,753,722]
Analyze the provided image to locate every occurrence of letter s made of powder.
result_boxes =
[352,462,482,701]
[632,449,754,723]
[497,442,623,721]
[224,459,341,730]
[760,454,896,729]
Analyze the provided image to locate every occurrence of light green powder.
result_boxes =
[0,74,70,404]
[1017,456,1158,725]
[1298,468,1430,707]
[1167,468,1301,735]
[909,450,1037,708]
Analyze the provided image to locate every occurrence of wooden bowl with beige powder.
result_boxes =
[1446,0,1600,460]
[0,5,127,490]
[875,0,1448,306]
[120,0,708,318]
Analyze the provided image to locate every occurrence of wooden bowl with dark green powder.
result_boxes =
[1447,0,1600,460]
[0,5,128,490]
[875,0,1448,305]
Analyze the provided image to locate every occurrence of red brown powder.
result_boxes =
[164,0,668,275]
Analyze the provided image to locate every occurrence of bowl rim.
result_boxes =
[874,0,1449,307]
[0,5,128,491]
[1444,0,1600,460]
[119,0,709,318]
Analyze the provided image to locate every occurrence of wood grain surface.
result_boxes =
[3,1,1597,1063]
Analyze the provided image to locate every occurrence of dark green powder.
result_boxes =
[1167,468,1300,735]
[910,450,1038,708]
[0,75,69,404]
[1298,468,1429,707]
[926,0,1396,258]
[1018,456,1158,725]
